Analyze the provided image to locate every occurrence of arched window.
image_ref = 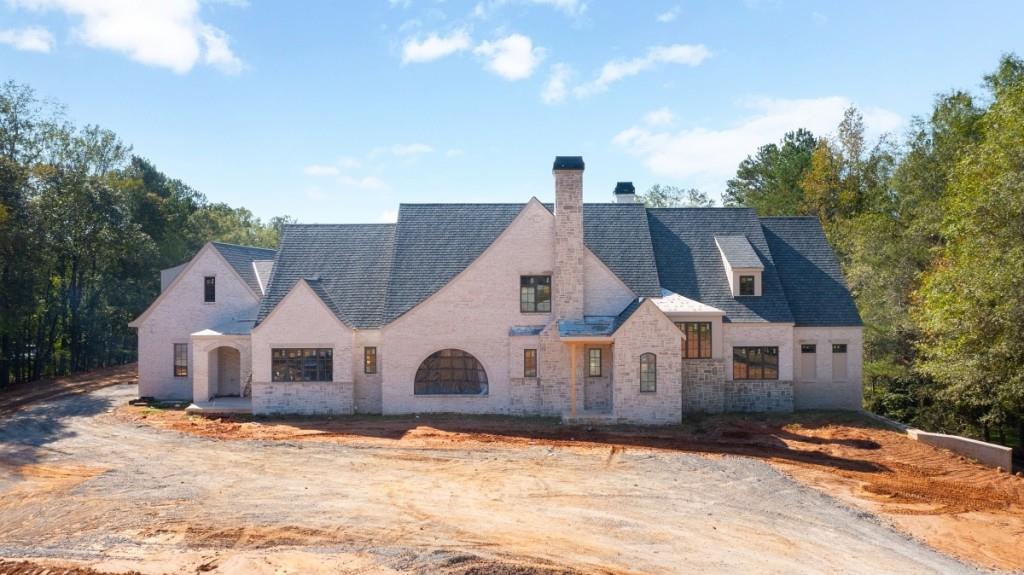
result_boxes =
[414,349,489,395]
[639,353,657,392]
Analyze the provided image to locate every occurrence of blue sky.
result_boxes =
[2,0,1023,224]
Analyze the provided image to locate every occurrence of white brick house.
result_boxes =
[129,156,863,423]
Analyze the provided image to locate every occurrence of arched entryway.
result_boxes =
[209,346,242,397]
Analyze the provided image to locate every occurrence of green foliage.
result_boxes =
[725,55,1024,446]
[724,128,816,215]
[0,80,290,385]
[639,184,715,207]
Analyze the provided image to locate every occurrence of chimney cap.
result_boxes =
[553,156,585,171]
[614,182,636,195]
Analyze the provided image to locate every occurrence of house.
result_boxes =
[128,156,863,424]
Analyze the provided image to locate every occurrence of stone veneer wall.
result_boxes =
[681,359,725,414]
[553,168,584,320]
[251,381,354,415]
[611,301,683,425]
[723,380,793,413]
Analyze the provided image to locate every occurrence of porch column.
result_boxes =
[569,342,577,419]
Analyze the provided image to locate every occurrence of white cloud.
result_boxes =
[401,29,471,63]
[656,5,680,23]
[613,96,903,192]
[339,175,387,190]
[377,209,399,223]
[530,0,586,15]
[304,186,328,201]
[304,164,340,176]
[575,44,710,97]
[542,62,572,104]
[474,33,543,80]
[643,107,675,126]
[10,0,243,73]
[0,26,54,53]
[445,148,465,158]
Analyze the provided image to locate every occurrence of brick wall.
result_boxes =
[681,359,725,414]
[723,380,793,413]
[252,381,354,415]
[611,301,683,425]
[553,169,584,320]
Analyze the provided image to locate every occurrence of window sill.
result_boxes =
[413,394,490,398]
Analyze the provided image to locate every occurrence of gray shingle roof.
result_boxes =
[715,235,764,269]
[557,299,642,337]
[582,204,661,297]
[256,224,395,329]
[761,217,862,326]
[647,208,794,323]
[211,242,277,296]
[384,204,526,324]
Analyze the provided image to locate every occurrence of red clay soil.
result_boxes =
[120,408,1024,571]
[0,559,142,575]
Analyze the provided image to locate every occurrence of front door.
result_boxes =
[216,347,241,397]
[583,346,612,412]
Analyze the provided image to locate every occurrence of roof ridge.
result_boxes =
[210,240,276,251]
[761,215,819,220]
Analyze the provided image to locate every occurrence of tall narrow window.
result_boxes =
[677,322,712,359]
[739,275,755,296]
[800,343,817,382]
[173,343,188,377]
[520,275,552,313]
[732,346,779,380]
[639,353,657,392]
[588,348,602,377]
[523,349,537,378]
[204,276,216,303]
[832,343,848,381]
[364,347,377,374]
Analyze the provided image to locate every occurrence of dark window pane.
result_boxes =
[364,347,377,374]
[832,344,848,354]
[520,275,552,312]
[699,323,712,358]
[640,353,657,392]
[271,348,332,382]
[801,344,816,354]
[741,276,757,294]
[204,276,216,303]
[733,347,748,379]
[415,349,488,395]
[173,343,188,377]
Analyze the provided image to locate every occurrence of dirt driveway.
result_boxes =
[0,369,1017,574]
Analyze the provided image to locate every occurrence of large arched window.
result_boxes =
[639,353,657,392]
[414,349,489,395]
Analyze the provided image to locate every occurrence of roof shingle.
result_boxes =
[211,242,277,296]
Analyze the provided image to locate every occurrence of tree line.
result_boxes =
[0,80,292,386]
[712,54,1022,447]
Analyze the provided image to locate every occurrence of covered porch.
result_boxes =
[188,319,255,413]
[558,316,618,423]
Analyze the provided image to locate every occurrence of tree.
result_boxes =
[639,184,715,207]
[913,54,1024,443]
[724,129,817,215]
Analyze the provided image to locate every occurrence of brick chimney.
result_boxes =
[553,156,585,320]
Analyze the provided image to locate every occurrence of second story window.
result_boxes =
[204,276,216,303]
[520,275,551,313]
[739,275,755,296]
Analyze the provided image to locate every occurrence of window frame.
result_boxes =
[732,346,779,380]
[364,346,378,375]
[801,344,817,354]
[173,343,188,377]
[639,353,657,392]
[204,276,216,303]
[519,275,552,313]
[587,348,602,377]
[414,349,489,396]
[738,275,755,296]
[523,348,537,378]
[677,322,712,359]
[832,343,848,354]
[271,348,333,382]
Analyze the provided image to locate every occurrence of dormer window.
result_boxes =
[715,235,763,297]
[739,275,755,296]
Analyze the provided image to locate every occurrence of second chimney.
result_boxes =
[614,182,636,204]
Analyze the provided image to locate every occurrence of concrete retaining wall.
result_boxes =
[908,429,1013,471]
